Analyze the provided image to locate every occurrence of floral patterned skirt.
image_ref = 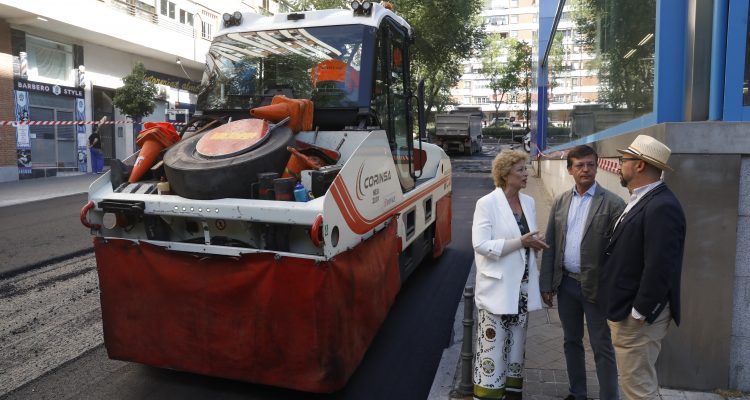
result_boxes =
[473,278,529,400]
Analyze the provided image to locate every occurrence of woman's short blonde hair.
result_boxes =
[492,149,529,188]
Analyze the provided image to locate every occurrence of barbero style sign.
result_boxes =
[14,79,83,98]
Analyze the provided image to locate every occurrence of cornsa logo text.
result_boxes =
[356,163,393,200]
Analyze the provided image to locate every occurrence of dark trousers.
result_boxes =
[557,274,619,400]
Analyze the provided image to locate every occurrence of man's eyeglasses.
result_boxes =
[571,162,597,170]
[618,157,639,165]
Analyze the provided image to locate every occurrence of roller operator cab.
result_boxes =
[82,3,452,393]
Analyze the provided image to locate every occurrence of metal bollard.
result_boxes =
[457,286,475,396]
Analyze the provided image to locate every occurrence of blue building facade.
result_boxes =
[536,0,750,392]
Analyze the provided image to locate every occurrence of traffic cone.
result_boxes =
[129,123,180,183]
[282,146,323,180]
[249,96,312,133]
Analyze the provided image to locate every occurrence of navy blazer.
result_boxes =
[599,183,686,325]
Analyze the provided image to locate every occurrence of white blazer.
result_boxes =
[472,187,542,315]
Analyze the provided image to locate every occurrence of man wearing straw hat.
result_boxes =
[599,135,686,400]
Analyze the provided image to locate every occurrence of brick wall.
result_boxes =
[0,20,16,169]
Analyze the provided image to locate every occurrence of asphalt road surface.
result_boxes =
[1,148,504,400]
[0,193,93,277]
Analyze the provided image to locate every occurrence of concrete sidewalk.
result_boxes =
[428,172,749,400]
[0,173,102,208]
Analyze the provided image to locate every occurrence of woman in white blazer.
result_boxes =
[472,150,549,400]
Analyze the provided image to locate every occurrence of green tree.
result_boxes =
[517,41,533,127]
[398,0,484,121]
[113,62,158,125]
[481,35,527,123]
[288,0,348,10]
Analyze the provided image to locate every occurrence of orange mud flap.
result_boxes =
[94,219,401,393]
[432,194,452,258]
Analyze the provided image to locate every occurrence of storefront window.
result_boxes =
[547,0,656,146]
[26,35,74,86]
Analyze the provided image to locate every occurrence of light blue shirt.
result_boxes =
[562,182,597,274]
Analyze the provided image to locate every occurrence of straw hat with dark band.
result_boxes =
[617,135,673,172]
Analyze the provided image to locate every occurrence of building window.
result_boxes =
[25,35,74,85]
[180,10,193,25]
[475,80,489,89]
[160,0,175,19]
[485,0,512,10]
[510,15,518,24]
[202,21,212,39]
[475,96,490,104]
[201,11,217,40]
[510,0,518,7]
[510,30,518,38]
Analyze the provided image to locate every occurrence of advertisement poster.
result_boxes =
[14,90,31,174]
[75,97,87,172]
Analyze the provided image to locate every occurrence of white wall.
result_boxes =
[82,42,202,159]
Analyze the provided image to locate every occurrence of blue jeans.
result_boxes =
[90,147,103,173]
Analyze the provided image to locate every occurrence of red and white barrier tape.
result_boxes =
[533,144,620,174]
[3,120,131,126]
[3,120,187,126]
[598,158,620,174]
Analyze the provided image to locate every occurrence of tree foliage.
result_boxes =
[517,41,532,126]
[288,0,348,10]
[112,62,157,121]
[397,0,484,120]
[481,36,529,122]
[571,0,656,113]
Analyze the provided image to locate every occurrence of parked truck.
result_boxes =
[433,108,483,155]
[80,3,452,393]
